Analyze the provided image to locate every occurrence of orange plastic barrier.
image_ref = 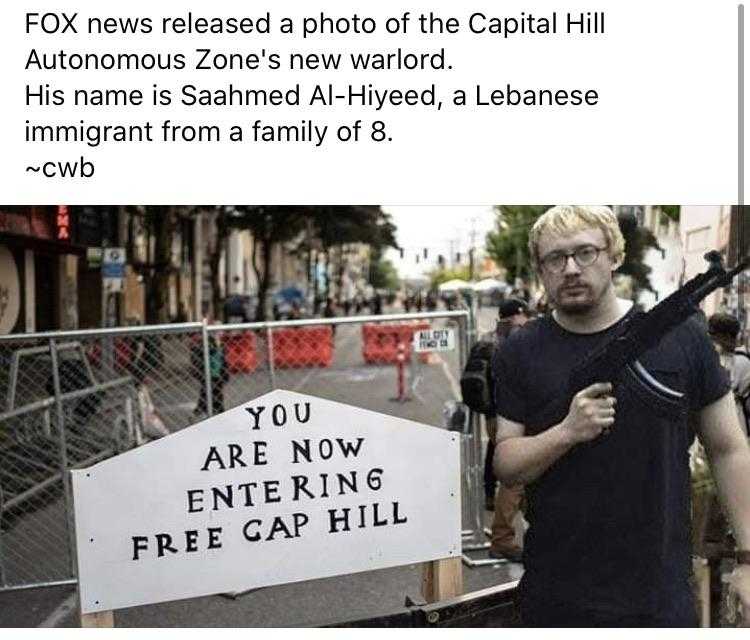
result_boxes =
[361,322,431,364]
[87,337,138,371]
[224,332,259,373]
[271,326,333,368]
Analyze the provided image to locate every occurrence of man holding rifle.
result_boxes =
[493,205,750,626]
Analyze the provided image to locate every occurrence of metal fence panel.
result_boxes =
[0,311,479,592]
[212,315,466,426]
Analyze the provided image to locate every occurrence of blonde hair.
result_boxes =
[528,205,625,270]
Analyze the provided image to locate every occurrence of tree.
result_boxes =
[368,248,400,290]
[485,206,549,284]
[204,206,399,320]
[656,206,680,223]
[428,265,472,290]
[309,206,395,247]
[615,211,662,300]
[123,206,195,324]
[229,207,309,321]
[307,207,398,302]
[485,205,662,300]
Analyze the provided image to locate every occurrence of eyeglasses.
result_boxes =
[539,245,608,273]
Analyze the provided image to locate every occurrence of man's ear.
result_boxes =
[610,253,624,271]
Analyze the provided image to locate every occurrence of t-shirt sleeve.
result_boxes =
[686,319,731,411]
[491,336,528,423]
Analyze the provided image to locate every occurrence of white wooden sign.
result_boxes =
[413,328,456,353]
[72,390,461,614]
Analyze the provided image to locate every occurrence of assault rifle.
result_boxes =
[547,251,749,426]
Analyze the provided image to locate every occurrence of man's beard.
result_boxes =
[557,299,594,315]
[552,281,600,315]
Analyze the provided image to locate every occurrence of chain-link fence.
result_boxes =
[0,310,484,593]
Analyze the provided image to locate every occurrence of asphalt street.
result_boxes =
[0,307,520,627]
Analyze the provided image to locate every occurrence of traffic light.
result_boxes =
[438,255,445,267]
[423,248,428,259]
[456,252,461,263]
[399,248,404,259]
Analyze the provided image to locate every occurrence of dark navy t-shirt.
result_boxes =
[493,310,730,622]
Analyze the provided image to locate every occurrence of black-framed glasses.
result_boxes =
[539,245,608,273]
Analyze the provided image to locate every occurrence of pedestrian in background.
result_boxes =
[426,293,437,312]
[461,298,530,563]
[708,312,750,437]
[487,299,530,562]
[289,301,303,320]
[323,298,337,336]
[192,317,227,416]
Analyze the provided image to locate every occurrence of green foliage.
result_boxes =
[228,206,398,318]
[307,206,398,250]
[228,207,310,320]
[305,206,398,301]
[484,205,663,299]
[369,250,400,290]
[229,206,309,245]
[485,206,549,283]
[428,265,472,290]
[657,206,680,223]
[616,220,662,298]
[120,205,190,324]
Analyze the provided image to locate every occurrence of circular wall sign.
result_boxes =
[0,245,21,335]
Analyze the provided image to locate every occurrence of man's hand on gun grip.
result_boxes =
[560,382,616,444]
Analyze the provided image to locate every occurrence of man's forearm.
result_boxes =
[711,446,750,549]
[699,392,750,550]
[494,423,575,486]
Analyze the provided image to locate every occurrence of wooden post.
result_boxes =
[421,557,463,604]
[80,610,115,628]
[692,556,710,628]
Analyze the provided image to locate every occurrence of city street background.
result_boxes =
[0,304,520,628]
[0,205,745,627]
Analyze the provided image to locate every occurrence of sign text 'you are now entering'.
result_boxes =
[72,390,461,614]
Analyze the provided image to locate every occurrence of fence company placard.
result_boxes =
[71,390,461,613]
[413,328,456,352]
